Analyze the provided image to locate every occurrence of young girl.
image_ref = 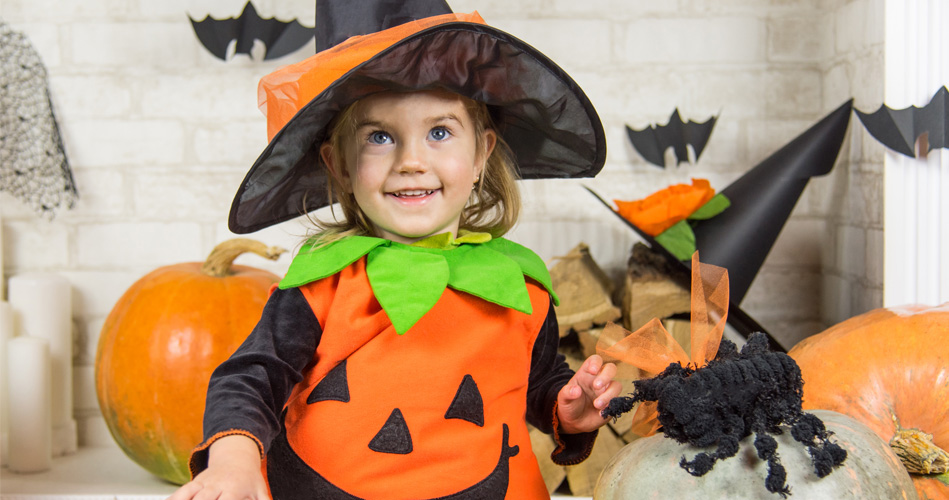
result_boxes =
[171,2,617,499]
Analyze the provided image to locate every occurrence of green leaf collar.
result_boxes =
[279,232,558,335]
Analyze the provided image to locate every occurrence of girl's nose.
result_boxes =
[395,142,427,174]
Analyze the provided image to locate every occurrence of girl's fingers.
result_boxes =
[597,380,623,408]
[167,481,203,500]
[592,362,617,391]
[564,383,582,401]
[584,354,603,374]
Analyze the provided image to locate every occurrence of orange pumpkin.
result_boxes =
[788,304,949,500]
[95,238,285,484]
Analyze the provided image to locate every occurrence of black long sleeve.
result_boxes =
[525,297,598,465]
[190,287,322,474]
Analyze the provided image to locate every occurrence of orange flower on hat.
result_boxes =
[614,178,715,236]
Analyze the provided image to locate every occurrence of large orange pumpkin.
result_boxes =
[788,304,949,500]
[95,238,285,484]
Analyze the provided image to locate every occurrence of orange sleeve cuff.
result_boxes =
[188,429,265,479]
[549,401,598,466]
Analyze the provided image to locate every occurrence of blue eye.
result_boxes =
[429,127,450,141]
[368,131,391,145]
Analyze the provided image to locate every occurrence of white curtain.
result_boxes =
[883,0,949,306]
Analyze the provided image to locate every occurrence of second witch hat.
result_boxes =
[590,100,855,349]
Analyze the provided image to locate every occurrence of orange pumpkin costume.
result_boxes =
[197,0,608,495]
[190,235,597,499]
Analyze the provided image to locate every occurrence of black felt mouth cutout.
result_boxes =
[268,423,520,500]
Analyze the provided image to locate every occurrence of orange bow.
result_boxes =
[597,251,729,436]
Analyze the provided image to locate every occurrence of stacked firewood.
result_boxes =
[530,243,690,496]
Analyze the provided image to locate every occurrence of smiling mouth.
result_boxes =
[390,189,437,198]
[268,423,519,499]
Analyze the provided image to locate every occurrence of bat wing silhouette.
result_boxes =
[855,86,947,158]
[626,108,718,168]
[189,1,315,61]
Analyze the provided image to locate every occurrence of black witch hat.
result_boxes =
[228,0,606,234]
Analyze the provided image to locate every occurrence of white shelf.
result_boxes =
[1,447,590,499]
[0,447,177,499]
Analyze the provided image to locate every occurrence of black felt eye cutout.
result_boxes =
[445,374,484,427]
[307,360,350,404]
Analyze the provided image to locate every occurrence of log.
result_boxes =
[622,243,690,331]
[551,243,621,337]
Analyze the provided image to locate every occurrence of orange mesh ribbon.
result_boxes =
[597,251,728,436]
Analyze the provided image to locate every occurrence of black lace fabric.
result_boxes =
[0,21,77,219]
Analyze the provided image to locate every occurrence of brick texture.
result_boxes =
[0,0,884,447]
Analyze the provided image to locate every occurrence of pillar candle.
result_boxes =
[0,212,5,301]
[0,301,14,466]
[7,273,76,456]
[6,336,52,473]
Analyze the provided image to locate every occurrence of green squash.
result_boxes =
[594,410,918,499]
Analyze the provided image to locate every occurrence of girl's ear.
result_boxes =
[477,129,498,180]
[320,143,353,193]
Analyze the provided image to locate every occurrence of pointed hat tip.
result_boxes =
[691,100,854,303]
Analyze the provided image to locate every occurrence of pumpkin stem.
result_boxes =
[890,414,949,475]
[201,238,287,278]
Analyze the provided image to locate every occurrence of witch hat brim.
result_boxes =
[228,6,606,234]
[585,187,784,351]
[587,99,855,350]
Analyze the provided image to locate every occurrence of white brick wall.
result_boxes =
[817,0,885,325]
[1,0,883,447]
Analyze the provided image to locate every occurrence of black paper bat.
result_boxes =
[189,1,315,61]
[626,109,718,168]
[855,86,948,158]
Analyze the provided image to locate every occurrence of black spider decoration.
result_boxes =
[602,332,848,497]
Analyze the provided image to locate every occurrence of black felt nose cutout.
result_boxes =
[369,408,413,454]
[307,360,350,403]
[445,374,484,427]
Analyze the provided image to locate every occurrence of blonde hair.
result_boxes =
[307,92,521,245]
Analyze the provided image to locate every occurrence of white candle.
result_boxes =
[6,336,52,473]
[7,273,76,456]
[0,301,15,466]
[1,212,5,301]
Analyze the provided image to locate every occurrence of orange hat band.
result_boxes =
[259,12,485,140]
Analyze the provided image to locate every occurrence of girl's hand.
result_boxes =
[167,435,270,500]
[556,354,621,434]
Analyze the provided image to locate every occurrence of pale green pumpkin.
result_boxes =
[594,410,918,500]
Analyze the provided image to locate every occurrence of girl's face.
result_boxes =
[322,90,496,244]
